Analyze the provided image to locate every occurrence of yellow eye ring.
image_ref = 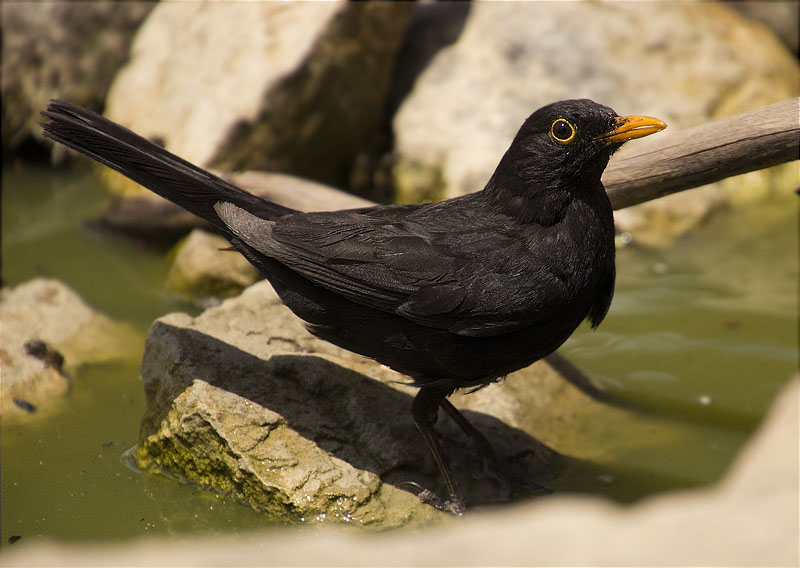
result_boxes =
[550,119,576,144]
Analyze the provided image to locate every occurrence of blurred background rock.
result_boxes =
[2,2,155,159]
[4,1,797,245]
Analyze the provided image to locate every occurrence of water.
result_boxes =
[552,192,798,499]
[1,164,797,542]
[2,166,271,542]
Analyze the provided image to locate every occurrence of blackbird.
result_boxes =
[42,99,665,513]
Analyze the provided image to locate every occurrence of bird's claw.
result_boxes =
[398,481,465,516]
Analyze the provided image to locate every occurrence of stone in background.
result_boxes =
[391,2,799,246]
[2,1,154,156]
[101,1,413,197]
[0,279,139,421]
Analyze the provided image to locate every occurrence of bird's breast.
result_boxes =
[526,196,615,295]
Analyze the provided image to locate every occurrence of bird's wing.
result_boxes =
[215,200,571,337]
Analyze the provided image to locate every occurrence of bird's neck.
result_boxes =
[482,153,610,226]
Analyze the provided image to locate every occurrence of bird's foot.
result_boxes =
[398,481,465,516]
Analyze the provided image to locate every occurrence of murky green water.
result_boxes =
[1,164,797,543]
[556,189,797,498]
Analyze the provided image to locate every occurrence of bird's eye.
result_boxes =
[550,119,576,144]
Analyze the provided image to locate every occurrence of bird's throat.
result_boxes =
[484,164,606,227]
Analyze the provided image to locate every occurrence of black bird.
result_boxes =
[42,99,665,513]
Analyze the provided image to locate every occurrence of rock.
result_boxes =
[2,2,153,155]
[135,279,681,525]
[136,282,451,526]
[388,2,471,115]
[392,2,799,245]
[93,171,375,240]
[164,229,261,300]
[6,378,797,565]
[102,1,413,196]
[115,172,377,302]
[232,171,375,214]
[0,279,140,421]
[727,1,799,54]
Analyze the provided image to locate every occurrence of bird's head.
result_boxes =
[517,99,666,181]
[486,99,666,224]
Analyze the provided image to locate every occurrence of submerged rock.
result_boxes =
[0,279,139,421]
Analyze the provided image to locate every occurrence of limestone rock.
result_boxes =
[137,282,451,527]
[231,171,375,214]
[2,2,153,154]
[149,172,378,302]
[164,229,261,300]
[0,279,139,421]
[392,2,799,245]
[728,1,799,53]
[93,171,375,240]
[5,378,798,565]
[388,2,471,116]
[135,279,684,525]
[103,1,412,196]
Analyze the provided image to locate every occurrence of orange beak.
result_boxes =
[598,115,667,146]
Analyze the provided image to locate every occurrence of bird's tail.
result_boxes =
[41,100,294,231]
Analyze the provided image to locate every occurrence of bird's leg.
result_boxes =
[440,398,552,496]
[439,398,514,497]
[407,387,466,515]
[439,398,498,462]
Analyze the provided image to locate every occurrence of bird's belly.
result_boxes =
[307,299,584,388]
[267,242,608,389]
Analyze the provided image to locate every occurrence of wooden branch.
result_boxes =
[603,98,800,210]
